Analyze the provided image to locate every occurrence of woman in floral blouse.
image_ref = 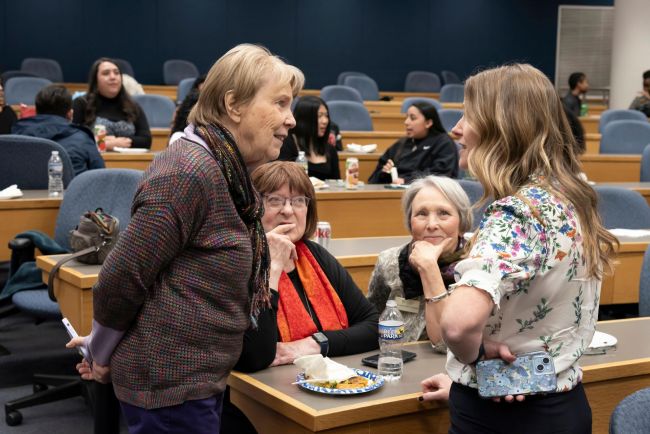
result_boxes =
[415,64,617,433]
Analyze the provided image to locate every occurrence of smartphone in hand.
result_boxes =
[476,351,556,398]
[62,317,90,361]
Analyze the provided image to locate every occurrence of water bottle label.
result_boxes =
[379,322,405,340]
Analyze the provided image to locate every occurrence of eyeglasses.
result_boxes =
[264,195,310,209]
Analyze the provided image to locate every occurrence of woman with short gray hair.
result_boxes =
[367,175,472,346]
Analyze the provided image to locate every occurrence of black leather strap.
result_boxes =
[47,246,98,301]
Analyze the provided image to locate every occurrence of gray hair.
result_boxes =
[402,176,473,234]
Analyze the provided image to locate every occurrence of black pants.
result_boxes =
[448,382,592,434]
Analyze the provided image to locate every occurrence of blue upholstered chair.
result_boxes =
[344,76,380,101]
[1,70,38,84]
[438,109,464,133]
[337,71,367,85]
[320,85,364,103]
[641,144,650,182]
[458,179,488,229]
[0,135,74,190]
[400,97,442,113]
[21,58,63,83]
[163,59,199,85]
[327,101,373,131]
[132,94,176,128]
[599,109,647,133]
[600,120,650,154]
[177,77,196,103]
[4,168,143,426]
[640,246,650,317]
[112,58,135,78]
[609,387,650,433]
[441,70,461,85]
[404,71,441,92]
[4,77,51,105]
[439,84,465,103]
[594,186,650,229]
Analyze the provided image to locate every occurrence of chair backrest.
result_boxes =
[0,135,74,190]
[21,58,63,82]
[599,109,647,133]
[404,71,441,92]
[642,144,650,182]
[594,186,650,229]
[400,97,442,113]
[54,169,143,250]
[112,58,135,78]
[457,179,488,230]
[327,101,373,131]
[163,59,199,85]
[438,109,464,132]
[4,76,52,105]
[1,70,38,84]
[132,94,176,128]
[439,84,465,103]
[343,76,379,101]
[320,85,364,103]
[609,387,650,434]
[600,120,650,154]
[640,246,650,317]
[337,71,367,85]
[176,77,197,103]
[441,70,461,85]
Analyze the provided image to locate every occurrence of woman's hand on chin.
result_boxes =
[270,337,321,366]
[409,238,454,272]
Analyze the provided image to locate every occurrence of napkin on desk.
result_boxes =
[294,354,356,382]
[112,147,149,154]
[585,331,617,355]
[0,184,23,199]
[609,228,650,238]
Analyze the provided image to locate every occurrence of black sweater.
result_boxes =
[278,135,341,180]
[368,132,459,184]
[0,106,17,134]
[72,95,151,149]
[234,240,379,373]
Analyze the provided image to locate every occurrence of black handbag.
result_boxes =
[48,208,120,301]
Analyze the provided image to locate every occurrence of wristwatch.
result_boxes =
[311,332,329,357]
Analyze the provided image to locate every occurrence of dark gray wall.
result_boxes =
[0,0,613,89]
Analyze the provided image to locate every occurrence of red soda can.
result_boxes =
[315,222,332,249]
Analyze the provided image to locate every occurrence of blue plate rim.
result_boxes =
[296,368,385,395]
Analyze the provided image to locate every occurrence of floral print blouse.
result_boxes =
[446,182,599,392]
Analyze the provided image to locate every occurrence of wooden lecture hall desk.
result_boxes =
[63,83,178,101]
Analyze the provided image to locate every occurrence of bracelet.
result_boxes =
[424,286,455,303]
[471,343,486,365]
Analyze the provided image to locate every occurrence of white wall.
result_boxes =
[609,0,650,109]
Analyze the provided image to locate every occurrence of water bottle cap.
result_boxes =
[298,151,305,156]
[52,151,59,155]
[386,300,397,307]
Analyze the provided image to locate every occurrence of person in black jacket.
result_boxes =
[12,84,105,175]
[221,161,378,433]
[72,58,151,150]
[368,102,458,184]
[277,95,341,180]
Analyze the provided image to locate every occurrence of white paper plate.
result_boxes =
[113,147,149,154]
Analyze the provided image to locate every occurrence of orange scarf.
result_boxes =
[276,241,349,342]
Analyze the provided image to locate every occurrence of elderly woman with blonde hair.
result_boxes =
[367,175,472,348]
[68,44,304,433]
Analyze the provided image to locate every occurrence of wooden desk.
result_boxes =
[63,83,178,100]
[580,116,600,134]
[102,151,156,171]
[581,154,641,182]
[379,91,440,102]
[337,152,381,182]
[0,191,61,261]
[228,318,650,434]
[364,102,463,116]
[151,128,169,152]
[341,131,401,153]
[371,113,408,131]
[586,133,601,154]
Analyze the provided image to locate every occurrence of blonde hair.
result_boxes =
[403,176,473,234]
[188,44,304,126]
[463,64,616,278]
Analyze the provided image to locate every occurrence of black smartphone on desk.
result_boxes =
[361,350,417,368]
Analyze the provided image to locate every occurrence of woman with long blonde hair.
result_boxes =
[415,64,616,433]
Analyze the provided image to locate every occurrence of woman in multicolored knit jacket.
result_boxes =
[67,44,304,433]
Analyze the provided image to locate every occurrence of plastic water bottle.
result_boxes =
[296,151,308,175]
[580,102,588,117]
[48,151,64,197]
[378,299,405,380]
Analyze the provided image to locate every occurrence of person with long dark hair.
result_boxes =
[277,95,340,180]
[72,58,151,150]
[368,102,458,184]
[169,74,207,145]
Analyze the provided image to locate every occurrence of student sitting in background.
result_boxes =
[12,84,105,175]
[629,70,650,116]
[169,74,206,145]
[0,76,18,134]
[562,72,589,117]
